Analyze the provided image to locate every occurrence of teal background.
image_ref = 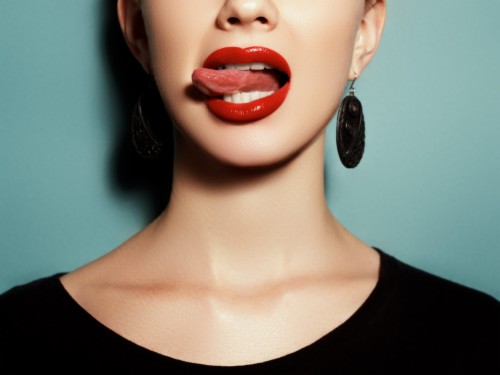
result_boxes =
[1,1,499,298]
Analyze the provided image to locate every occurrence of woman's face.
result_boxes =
[121,0,384,168]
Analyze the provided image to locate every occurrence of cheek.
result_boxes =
[284,7,361,131]
[143,2,217,102]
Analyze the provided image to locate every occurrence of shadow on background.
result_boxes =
[101,2,174,220]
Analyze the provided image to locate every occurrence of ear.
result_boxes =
[349,0,386,79]
[117,0,151,73]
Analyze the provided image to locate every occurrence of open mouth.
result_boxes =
[192,47,291,122]
[193,62,289,104]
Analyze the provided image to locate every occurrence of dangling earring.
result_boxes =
[131,78,163,159]
[336,74,365,169]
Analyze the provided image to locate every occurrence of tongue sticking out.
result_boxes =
[192,68,282,97]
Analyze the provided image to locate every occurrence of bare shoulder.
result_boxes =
[59,229,156,322]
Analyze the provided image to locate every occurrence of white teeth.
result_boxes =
[224,64,247,70]
[240,92,251,103]
[223,91,275,104]
[255,63,273,70]
[222,63,274,71]
[249,91,260,101]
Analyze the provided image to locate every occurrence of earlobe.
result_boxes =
[349,0,386,79]
[117,0,151,73]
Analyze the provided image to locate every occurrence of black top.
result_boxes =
[0,250,499,374]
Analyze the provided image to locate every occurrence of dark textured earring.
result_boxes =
[336,75,365,168]
[131,78,163,159]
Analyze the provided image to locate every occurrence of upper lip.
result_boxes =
[202,46,291,78]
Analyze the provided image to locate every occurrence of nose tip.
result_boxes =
[217,0,278,31]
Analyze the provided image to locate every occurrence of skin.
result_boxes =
[61,0,386,366]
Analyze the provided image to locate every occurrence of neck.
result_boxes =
[143,131,351,289]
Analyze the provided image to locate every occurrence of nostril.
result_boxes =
[226,16,269,26]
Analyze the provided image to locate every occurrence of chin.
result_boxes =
[169,91,332,171]
[210,145,299,169]
[189,129,302,170]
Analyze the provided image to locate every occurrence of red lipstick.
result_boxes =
[197,46,291,123]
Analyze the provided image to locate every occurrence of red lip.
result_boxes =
[201,46,291,123]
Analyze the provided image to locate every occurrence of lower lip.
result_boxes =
[206,83,290,123]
